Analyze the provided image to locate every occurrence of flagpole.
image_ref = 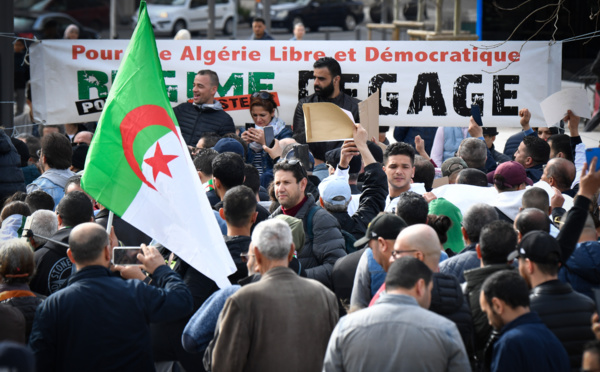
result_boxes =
[106,210,114,234]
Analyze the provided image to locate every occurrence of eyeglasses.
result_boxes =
[240,252,255,263]
[251,91,273,100]
[391,249,417,258]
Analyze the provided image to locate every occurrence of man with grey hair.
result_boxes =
[205,219,339,372]
[26,209,58,250]
[29,223,193,371]
[457,137,487,170]
[439,204,499,283]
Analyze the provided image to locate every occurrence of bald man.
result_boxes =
[370,224,474,357]
[541,158,577,196]
[73,131,93,146]
[29,223,193,371]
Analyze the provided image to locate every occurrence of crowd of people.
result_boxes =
[1,55,600,372]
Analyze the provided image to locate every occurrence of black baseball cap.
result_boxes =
[354,213,408,247]
[507,231,561,263]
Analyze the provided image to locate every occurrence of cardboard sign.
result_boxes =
[359,89,380,141]
[304,103,355,142]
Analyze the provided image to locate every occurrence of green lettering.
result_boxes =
[248,72,274,94]
[218,73,244,97]
[77,70,109,100]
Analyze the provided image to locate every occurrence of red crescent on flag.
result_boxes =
[120,105,182,191]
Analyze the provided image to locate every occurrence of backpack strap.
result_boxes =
[305,205,321,242]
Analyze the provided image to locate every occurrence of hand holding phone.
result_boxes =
[112,247,143,266]
[264,126,275,148]
[245,123,255,130]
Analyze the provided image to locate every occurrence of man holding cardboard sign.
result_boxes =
[293,57,360,143]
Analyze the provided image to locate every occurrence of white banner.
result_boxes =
[30,40,561,127]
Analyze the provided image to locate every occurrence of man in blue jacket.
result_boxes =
[29,223,194,372]
[480,270,569,372]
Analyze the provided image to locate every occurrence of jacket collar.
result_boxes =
[500,311,542,335]
[261,266,295,280]
[66,265,111,286]
[531,279,572,296]
[374,293,420,307]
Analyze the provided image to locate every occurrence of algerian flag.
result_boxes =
[81,1,235,288]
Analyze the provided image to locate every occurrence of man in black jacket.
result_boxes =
[292,57,360,142]
[29,191,94,296]
[510,231,595,370]
[173,70,235,146]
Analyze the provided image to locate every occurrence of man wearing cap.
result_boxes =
[441,157,468,184]
[319,130,387,240]
[349,213,408,312]
[479,270,570,372]
[212,137,245,158]
[482,127,511,165]
[510,230,595,370]
[173,70,235,146]
[486,161,533,222]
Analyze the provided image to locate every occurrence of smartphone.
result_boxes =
[245,123,255,130]
[112,247,143,266]
[586,148,600,171]
[264,126,274,148]
[293,144,311,170]
[471,104,483,126]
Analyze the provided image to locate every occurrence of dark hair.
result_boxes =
[395,191,427,225]
[16,134,41,161]
[11,137,29,167]
[193,148,218,175]
[414,156,435,191]
[64,175,82,194]
[0,239,35,285]
[583,340,600,358]
[56,191,93,227]
[273,160,307,184]
[41,132,72,169]
[243,164,261,195]
[545,158,575,190]
[3,191,28,208]
[222,133,248,159]
[481,270,530,309]
[462,204,498,243]
[223,185,257,228]
[479,220,517,265]
[308,142,328,162]
[212,152,245,190]
[426,214,452,245]
[522,135,550,165]
[521,187,549,214]
[547,134,573,162]
[494,173,520,192]
[386,256,432,290]
[199,132,221,149]
[515,208,550,235]
[313,56,341,78]
[0,201,31,222]
[249,92,277,115]
[456,168,488,187]
[197,69,219,87]
[69,225,109,264]
[384,142,415,166]
[25,190,55,212]
[252,17,266,25]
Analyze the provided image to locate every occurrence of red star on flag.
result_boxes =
[144,142,178,181]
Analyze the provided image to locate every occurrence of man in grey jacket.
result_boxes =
[323,256,470,372]
[270,157,346,289]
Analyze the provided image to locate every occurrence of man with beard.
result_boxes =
[292,57,360,143]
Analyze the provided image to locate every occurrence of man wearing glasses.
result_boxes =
[173,69,235,146]
[270,157,346,289]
